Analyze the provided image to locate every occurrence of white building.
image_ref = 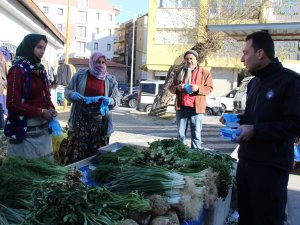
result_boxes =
[34,0,120,60]
[0,0,65,67]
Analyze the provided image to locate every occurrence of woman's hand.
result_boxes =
[41,109,55,121]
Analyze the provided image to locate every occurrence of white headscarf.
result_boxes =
[89,52,109,80]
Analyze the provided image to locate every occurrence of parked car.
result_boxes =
[118,83,129,96]
[210,88,238,112]
[123,85,139,96]
[121,92,138,108]
[136,80,223,115]
[206,98,224,116]
[233,76,254,113]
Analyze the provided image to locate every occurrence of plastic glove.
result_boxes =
[99,96,110,106]
[184,84,193,94]
[223,113,240,128]
[49,118,63,137]
[84,96,102,104]
[99,97,110,116]
[71,92,84,101]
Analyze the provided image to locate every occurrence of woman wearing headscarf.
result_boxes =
[62,52,121,164]
[4,33,57,159]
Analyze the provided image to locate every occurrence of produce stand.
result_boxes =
[67,142,234,225]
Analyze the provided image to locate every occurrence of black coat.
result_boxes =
[238,58,300,171]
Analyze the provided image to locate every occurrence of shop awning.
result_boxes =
[206,22,300,41]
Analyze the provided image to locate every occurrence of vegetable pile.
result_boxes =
[0,157,150,225]
[0,139,236,224]
[90,139,236,221]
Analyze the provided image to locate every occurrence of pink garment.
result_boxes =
[88,52,108,80]
[181,67,198,107]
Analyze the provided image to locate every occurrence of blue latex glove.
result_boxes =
[71,92,84,101]
[184,84,193,94]
[48,118,63,137]
[99,96,110,116]
[84,96,102,104]
[223,113,240,128]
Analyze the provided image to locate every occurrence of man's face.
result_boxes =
[241,39,261,73]
[185,54,197,68]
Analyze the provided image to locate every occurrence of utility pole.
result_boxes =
[64,0,71,109]
[65,0,71,64]
[130,19,136,94]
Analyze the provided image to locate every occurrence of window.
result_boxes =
[76,41,86,53]
[57,24,62,31]
[109,14,113,21]
[94,42,98,50]
[159,0,197,8]
[95,28,100,35]
[78,0,88,7]
[108,29,112,36]
[78,11,87,23]
[58,8,63,15]
[96,13,100,20]
[43,6,49,13]
[107,44,111,51]
[76,26,86,38]
[141,83,156,95]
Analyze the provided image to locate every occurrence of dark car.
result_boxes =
[123,85,139,96]
[118,84,129,96]
[121,92,138,108]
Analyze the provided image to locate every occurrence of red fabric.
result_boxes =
[84,74,105,97]
[181,67,198,107]
[6,67,54,117]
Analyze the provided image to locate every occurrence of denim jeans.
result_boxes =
[176,106,204,149]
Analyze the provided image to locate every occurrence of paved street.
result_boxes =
[57,106,238,153]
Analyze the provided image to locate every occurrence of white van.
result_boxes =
[136,80,223,116]
[136,80,172,113]
[233,76,254,113]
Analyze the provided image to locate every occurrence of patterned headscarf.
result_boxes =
[16,33,47,69]
[89,52,108,80]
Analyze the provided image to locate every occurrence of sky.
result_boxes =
[108,0,149,23]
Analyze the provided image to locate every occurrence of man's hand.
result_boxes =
[236,124,254,142]
[190,84,199,92]
[219,116,225,125]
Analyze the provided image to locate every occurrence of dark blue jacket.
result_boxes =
[238,58,300,171]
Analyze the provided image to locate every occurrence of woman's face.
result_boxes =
[96,56,106,65]
[33,40,47,59]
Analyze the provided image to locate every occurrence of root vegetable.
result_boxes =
[127,210,152,225]
[118,219,139,225]
[165,210,180,225]
[149,194,170,217]
[150,216,172,225]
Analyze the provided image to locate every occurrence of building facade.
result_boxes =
[144,0,300,96]
[0,0,65,70]
[34,0,119,60]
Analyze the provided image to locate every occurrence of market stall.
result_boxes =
[0,139,236,225]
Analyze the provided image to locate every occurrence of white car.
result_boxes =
[210,88,238,112]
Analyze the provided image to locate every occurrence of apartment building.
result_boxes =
[34,0,119,60]
[144,0,300,96]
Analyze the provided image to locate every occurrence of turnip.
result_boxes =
[149,194,170,217]
[150,216,172,225]
[127,210,152,225]
[118,219,139,225]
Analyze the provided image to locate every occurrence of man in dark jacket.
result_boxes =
[223,31,300,225]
